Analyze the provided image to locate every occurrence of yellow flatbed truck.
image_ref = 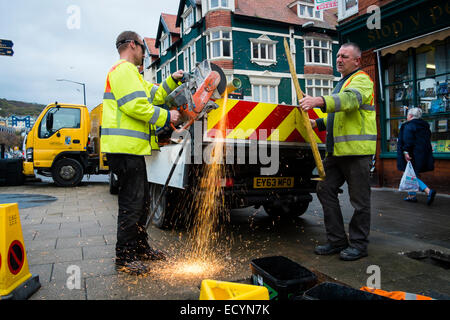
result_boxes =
[23,102,108,187]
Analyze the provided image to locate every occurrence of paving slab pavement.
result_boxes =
[0,180,449,301]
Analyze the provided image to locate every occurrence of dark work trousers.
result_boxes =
[317,155,372,252]
[108,154,151,262]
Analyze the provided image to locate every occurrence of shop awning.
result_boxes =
[377,27,450,56]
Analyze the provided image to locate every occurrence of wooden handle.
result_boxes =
[283,38,326,180]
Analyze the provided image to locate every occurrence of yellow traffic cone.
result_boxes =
[199,279,269,300]
[0,203,40,300]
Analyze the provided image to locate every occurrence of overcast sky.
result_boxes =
[0,0,180,110]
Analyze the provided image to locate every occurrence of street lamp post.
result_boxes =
[56,79,86,106]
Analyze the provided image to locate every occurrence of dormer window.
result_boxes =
[294,1,323,20]
[160,32,169,54]
[183,8,195,33]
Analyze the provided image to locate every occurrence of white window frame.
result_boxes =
[296,1,323,20]
[182,7,195,34]
[252,84,278,103]
[338,0,359,21]
[206,28,232,60]
[190,43,196,71]
[183,43,197,72]
[305,78,334,97]
[304,38,332,66]
[250,35,277,66]
[161,64,170,81]
[209,0,231,10]
[160,32,170,55]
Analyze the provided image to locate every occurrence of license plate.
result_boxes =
[253,177,294,189]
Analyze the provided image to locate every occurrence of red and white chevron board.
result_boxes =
[206,99,326,144]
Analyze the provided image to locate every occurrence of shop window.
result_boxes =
[382,38,450,155]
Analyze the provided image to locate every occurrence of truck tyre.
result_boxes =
[51,158,84,187]
[149,183,177,229]
[109,172,119,195]
[264,201,309,219]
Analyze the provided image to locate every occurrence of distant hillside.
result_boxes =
[0,99,46,117]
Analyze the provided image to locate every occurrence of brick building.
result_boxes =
[338,0,450,193]
[147,0,340,106]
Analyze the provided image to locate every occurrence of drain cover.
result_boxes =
[0,193,57,209]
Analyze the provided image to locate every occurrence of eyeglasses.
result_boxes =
[133,40,145,52]
[116,39,145,52]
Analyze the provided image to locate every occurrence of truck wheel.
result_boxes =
[51,158,84,187]
[264,201,309,219]
[149,183,177,229]
[109,172,119,195]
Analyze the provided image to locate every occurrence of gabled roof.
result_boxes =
[234,0,337,30]
[144,37,159,57]
[155,13,180,48]
[176,0,199,27]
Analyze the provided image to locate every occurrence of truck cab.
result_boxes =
[23,102,107,187]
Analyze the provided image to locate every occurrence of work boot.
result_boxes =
[314,243,347,255]
[339,247,368,261]
[138,248,168,261]
[115,260,150,276]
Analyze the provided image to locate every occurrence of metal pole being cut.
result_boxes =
[283,38,325,180]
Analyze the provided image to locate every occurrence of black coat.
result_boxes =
[397,119,434,173]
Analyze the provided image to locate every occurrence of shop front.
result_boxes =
[338,0,450,192]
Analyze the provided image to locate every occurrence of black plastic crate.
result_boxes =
[0,159,24,186]
[250,256,317,300]
[302,282,394,301]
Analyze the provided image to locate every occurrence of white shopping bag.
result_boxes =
[399,161,419,191]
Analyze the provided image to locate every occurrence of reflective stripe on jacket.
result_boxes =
[360,287,433,300]
[101,59,178,155]
[317,70,377,156]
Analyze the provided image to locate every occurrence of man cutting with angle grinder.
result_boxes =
[101,30,183,276]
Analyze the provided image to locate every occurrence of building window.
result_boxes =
[161,64,170,81]
[252,84,278,103]
[305,78,333,97]
[338,0,358,20]
[160,32,169,54]
[250,35,277,66]
[297,1,322,20]
[207,29,232,59]
[183,43,196,72]
[382,38,450,155]
[209,0,230,10]
[183,8,195,33]
[304,39,332,66]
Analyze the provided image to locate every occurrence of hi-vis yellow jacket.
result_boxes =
[316,70,377,156]
[101,59,178,155]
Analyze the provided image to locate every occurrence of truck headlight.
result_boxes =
[26,148,33,161]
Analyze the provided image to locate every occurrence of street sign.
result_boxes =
[0,47,14,56]
[0,39,13,48]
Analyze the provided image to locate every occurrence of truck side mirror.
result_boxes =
[46,112,54,132]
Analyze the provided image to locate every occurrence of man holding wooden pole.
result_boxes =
[299,42,377,261]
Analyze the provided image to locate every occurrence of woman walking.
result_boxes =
[397,107,436,205]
